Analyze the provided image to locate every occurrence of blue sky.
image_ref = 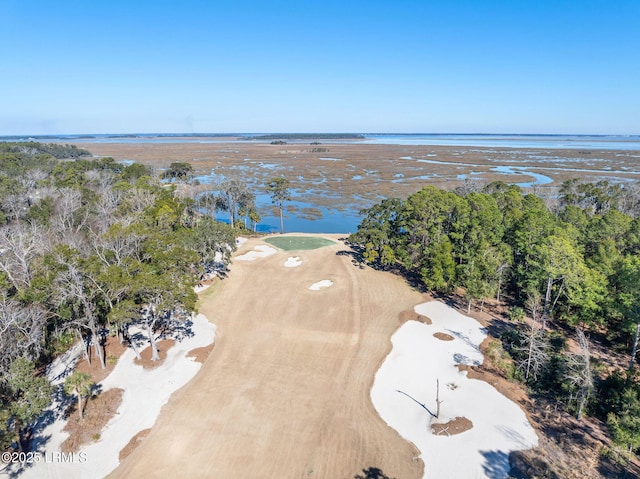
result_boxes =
[1,0,639,135]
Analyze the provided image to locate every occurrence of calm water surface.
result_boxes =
[5,133,640,151]
[8,133,640,233]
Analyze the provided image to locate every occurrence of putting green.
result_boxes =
[263,236,336,251]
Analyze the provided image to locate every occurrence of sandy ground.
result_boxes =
[284,256,302,267]
[109,234,426,479]
[372,301,538,479]
[16,314,215,479]
[14,234,538,479]
[234,244,277,261]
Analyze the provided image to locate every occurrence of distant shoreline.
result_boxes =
[2,133,639,150]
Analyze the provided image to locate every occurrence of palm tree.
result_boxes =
[267,177,291,234]
[64,372,94,419]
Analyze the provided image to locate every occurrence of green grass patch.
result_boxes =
[195,282,218,309]
[264,236,336,251]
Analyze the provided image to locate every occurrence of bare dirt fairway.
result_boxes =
[109,234,425,478]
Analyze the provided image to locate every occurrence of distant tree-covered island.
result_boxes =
[0,141,91,159]
[245,133,365,141]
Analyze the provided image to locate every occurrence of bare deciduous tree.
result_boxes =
[91,222,144,267]
[51,187,89,249]
[2,193,30,221]
[0,222,47,292]
[126,185,158,214]
[0,293,47,376]
[217,179,253,229]
[518,325,549,383]
[564,329,593,420]
[54,257,106,369]
[518,291,549,382]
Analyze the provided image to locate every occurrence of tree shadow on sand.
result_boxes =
[480,449,511,479]
[2,381,79,478]
[337,244,428,292]
[336,248,366,269]
[164,316,194,342]
[351,467,396,479]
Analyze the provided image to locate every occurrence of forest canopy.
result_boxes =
[348,179,640,462]
[0,143,236,452]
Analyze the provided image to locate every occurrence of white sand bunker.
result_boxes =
[284,256,302,267]
[371,301,537,479]
[20,314,216,479]
[235,244,277,261]
[309,279,333,290]
[194,283,211,293]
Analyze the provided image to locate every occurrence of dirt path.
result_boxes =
[109,234,424,479]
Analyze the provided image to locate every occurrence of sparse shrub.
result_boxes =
[596,370,640,454]
[485,338,521,381]
[548,330,567,351]
[508,306,525,322]
[92,433,101,441]
[500,327,525,355]
[600,443,635,468]
[52,330,76,356]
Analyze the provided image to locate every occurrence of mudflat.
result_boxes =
[109,235,425,478]
[77,141,640,216]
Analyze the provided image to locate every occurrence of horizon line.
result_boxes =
[1,132,639,139]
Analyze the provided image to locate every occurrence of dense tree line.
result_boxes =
[0,141,91,160]
[0,143,236,452]
[349,179,640,460]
